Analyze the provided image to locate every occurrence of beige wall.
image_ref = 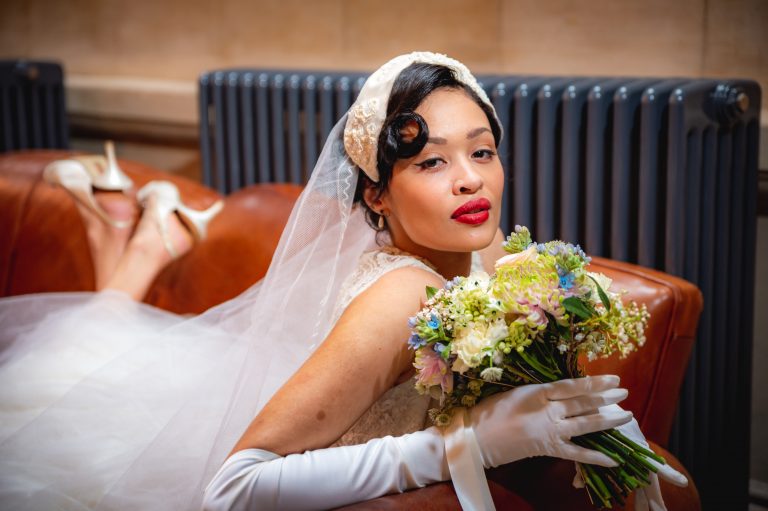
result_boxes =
[1,0,766,126]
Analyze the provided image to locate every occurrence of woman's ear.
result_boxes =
[362,185,386,212]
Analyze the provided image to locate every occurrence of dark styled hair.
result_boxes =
[352,62,502,231]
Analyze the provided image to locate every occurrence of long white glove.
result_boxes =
[203,375,631,511]
[466,375,633,468]
[203,430,450,511]
[572,404,688,511]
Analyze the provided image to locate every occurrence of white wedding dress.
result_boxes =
[0,245,484,510]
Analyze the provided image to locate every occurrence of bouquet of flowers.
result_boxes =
[408,226,663,509]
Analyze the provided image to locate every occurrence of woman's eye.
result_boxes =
[472,149,496,160]
[415,158,445,170]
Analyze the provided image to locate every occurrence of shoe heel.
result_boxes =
[137,180,224,257]
[176,200,223,240]
[91,141,133,191]
[137,181,182,258]
[43,160,131,229]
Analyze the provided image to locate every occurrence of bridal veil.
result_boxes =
[0,51,495,510]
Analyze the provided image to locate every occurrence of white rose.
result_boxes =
[453,319,508,370]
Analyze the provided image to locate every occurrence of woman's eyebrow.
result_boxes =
[426,127,490,145]
[467,127,491,139]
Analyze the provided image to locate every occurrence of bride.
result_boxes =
[0,52,685,510]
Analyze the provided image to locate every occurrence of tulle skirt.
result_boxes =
[0,289,302,510]
[0,128,376,508]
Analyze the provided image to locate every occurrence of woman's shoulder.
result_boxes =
[331,257,442,357]
[332,246,444,322]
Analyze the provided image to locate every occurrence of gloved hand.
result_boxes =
[572,404,688,511]
[466,374,634,468]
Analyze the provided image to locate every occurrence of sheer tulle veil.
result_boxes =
[0,52,497,510]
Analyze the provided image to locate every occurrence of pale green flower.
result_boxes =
[502,225,533,253]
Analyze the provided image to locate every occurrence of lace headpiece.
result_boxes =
[343,51,500,182]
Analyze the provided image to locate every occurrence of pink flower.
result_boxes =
[415,349,453,394]
[523,303,549,327]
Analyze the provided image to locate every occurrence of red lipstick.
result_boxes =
[451,198,491,225]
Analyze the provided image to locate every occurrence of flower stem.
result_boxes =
[608,429,666,464]
[581,464,612,508]
[573,436,624,465]
[582,463,613,508]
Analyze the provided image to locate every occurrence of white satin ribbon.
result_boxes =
[443,408,496,511]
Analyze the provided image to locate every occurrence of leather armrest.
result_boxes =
[584,258,703,447]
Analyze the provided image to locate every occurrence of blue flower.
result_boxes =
[434,343,447,354]
[559,272,576,290]
[427,314,440,330]
[408,334,427,350]
[446,276,461,290]
[407,316,417,328]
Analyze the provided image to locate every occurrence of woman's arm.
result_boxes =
[205,258,631,511]
[205,373,629,511]
[231,265,445,456]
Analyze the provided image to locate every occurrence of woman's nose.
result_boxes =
[452,161,483,195]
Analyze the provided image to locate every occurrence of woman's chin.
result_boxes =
[438,231,498,254]
[394,217,499,254]
[456,223,498,251]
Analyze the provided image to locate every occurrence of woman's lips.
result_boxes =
[452,198,491,225]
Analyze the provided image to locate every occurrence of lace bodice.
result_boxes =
[330,247,485,447]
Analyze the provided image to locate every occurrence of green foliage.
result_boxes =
[562,296,595,320]
[588,275,611,311]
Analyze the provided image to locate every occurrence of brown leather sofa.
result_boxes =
[0,151,703,510]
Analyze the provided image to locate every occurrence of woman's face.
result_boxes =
[373,88,504,255]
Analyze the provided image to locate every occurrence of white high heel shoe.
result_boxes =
[43,141,134,228]
[136,180,224,258]
[92,141,133,191]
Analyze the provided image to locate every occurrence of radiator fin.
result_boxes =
[0,60,68,153]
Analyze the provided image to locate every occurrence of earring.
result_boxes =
[377,211,385,229]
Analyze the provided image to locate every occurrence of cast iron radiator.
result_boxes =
[199,69,761,509]
[0,60,69,153]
